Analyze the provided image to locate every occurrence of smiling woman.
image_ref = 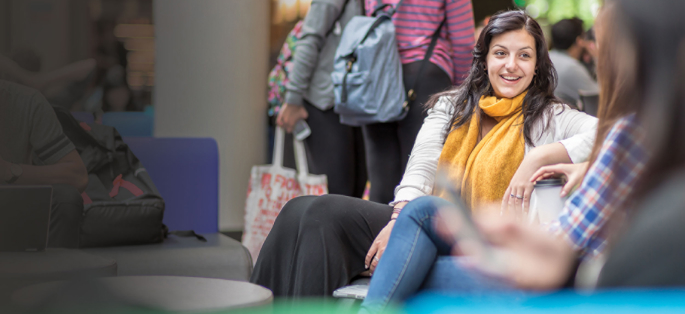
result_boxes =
[413,10,592,213]
[487,29,537,98]
[358,10,598,313]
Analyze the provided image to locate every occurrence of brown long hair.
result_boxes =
[585,2,640,167]
[588,0,685,212]
[425,10,559,146]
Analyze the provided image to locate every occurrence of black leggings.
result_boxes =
[280,101,367,197]
[362,61,452,204]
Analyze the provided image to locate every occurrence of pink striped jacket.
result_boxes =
[365,0,475,84]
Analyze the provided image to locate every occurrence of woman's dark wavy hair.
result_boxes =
[426,10,559,146]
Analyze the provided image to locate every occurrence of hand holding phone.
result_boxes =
[293,120,311,141]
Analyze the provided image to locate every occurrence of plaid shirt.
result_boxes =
[552,115,647,258]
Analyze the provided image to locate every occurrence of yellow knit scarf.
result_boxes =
[436,91,527,211]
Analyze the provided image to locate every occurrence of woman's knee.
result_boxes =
[300,194,357,226]
[279,195,317,218]
[265,195,320,238]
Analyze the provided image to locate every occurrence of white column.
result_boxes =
[154,0,270,231]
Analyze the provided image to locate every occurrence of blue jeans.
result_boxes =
[359,196,516,313]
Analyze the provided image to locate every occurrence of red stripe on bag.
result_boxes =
[109,174,145,198]
[81,192,93,205]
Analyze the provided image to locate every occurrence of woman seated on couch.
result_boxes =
[360,0,678,311]
[250,10,597,298]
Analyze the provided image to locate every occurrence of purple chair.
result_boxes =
[123,137,219,233]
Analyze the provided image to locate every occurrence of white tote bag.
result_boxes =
[242,127,328,263]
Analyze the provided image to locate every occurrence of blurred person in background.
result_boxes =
[0,79,88,248]
[474,16,490,42]
[579,27,597,80]
[485,0,685,290]
[0,18,135,114]
[417,0,685,300]
[10,49,42,72]
[549,17,598,106]
[360,0,476,204]
[77,19,137,115]
[0,53,95,97]
[276,0,367,198]
[93,19,136,112]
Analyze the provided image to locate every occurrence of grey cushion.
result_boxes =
[84,233,252,281]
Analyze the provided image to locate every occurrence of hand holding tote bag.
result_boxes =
[242,127,328,263]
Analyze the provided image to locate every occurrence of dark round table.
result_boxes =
[13,276,273,312]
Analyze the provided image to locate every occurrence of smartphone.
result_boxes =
[435,171,508,276]
[293,120,311,141]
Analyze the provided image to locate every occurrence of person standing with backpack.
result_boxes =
[361,0,475,204]
[275,0,368,198]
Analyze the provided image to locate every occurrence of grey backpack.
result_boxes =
[332,0,444,126]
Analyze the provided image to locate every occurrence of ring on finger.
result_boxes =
[515,195,524,199]
[510,193,516,198]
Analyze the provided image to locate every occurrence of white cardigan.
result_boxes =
[392,96,598,204]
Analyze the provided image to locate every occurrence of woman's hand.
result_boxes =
[475,214,576,290]
[365,220,395,274]
[502,143,573,218]
[530,162,589,197]
[363,201,407,274]
[392,201,409,212]
[438,207,575,290]
[501,155,541,219]
[276,103,308,133]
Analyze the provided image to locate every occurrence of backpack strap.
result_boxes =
[109,174,145,198]
[371,0,407,17]
[402,18,446,111]
[389,0,407,15]
[286,0,351,64]
[82,192,93,205]
[325,0,351,36]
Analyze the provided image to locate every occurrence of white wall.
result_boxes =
[154,0,270,231]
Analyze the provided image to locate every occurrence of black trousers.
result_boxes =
[362,61,453,204]
[280,101,367,198]
[250,194,392,297]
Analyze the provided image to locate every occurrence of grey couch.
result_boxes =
[84,137,253,281]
